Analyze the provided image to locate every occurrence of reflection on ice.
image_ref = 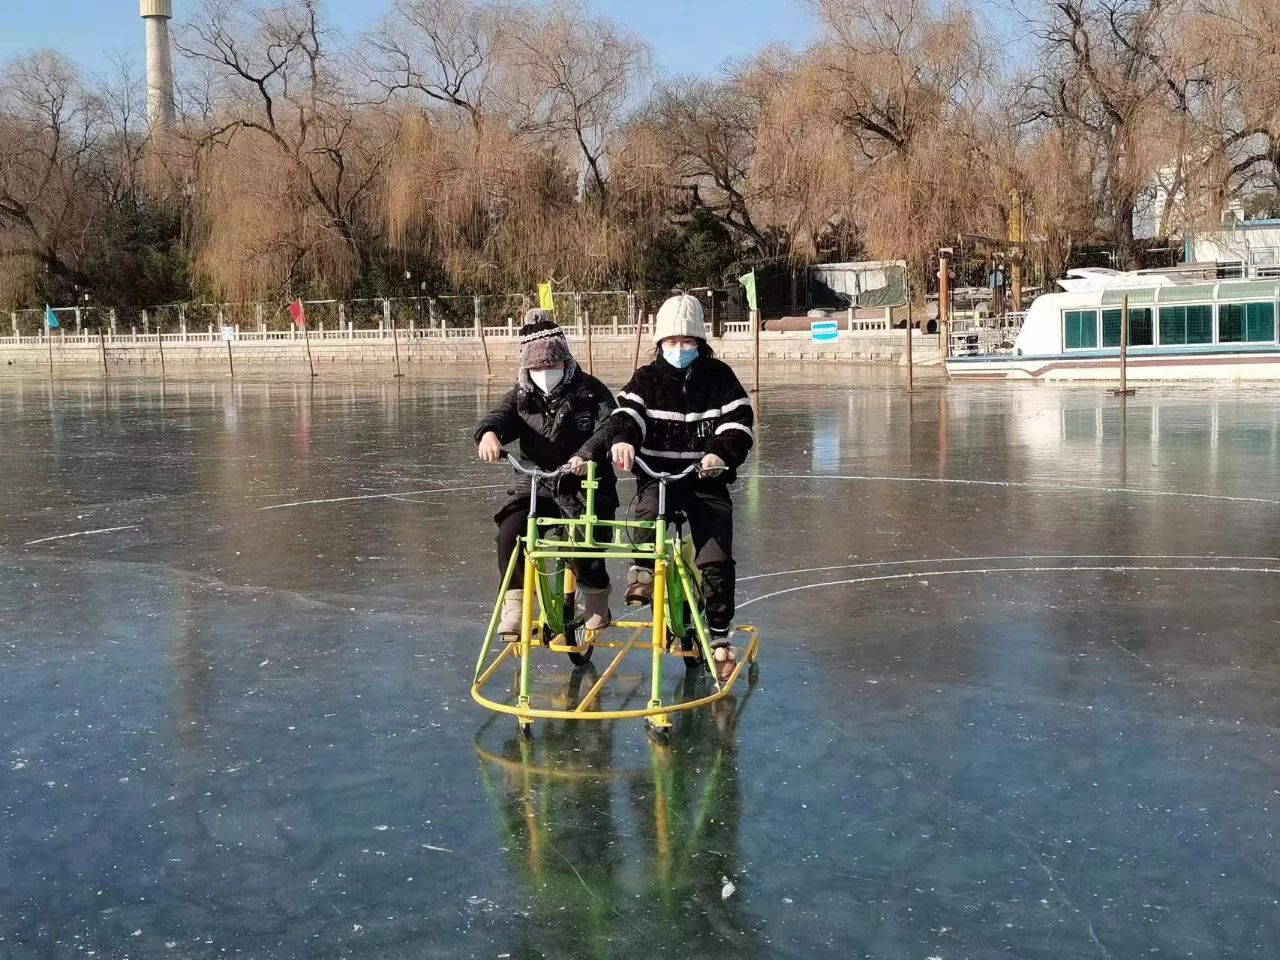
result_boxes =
[3,373,1280,957]
[475,670,763,959]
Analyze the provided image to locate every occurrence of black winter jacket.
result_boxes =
[475,361,619,508]
[579,354,754,483]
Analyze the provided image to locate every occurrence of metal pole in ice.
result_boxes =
[905,291,915,392]
[1112,294,1136,397]
[391,314,404,378]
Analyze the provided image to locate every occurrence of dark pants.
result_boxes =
[495,496,612,591]
[633,479,735,633]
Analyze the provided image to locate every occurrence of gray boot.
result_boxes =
[497,589,524,641]
[580,585,611,631]
[625,566,653,606]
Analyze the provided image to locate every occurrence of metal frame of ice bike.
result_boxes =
[471,453,761,741]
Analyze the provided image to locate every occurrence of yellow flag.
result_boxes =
[537,281,554,311]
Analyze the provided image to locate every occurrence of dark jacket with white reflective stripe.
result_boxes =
[578,355,754,483]
[475,361,619,510]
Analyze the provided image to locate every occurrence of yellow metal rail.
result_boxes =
[471,623,759,722]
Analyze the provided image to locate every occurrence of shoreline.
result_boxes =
[0,330,943,374]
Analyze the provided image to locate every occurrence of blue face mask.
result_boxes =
[662,344,699,369]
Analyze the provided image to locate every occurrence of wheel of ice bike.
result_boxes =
[530,538,591,665]
[630,457,714,677]
[566,587,594,666]
[667,535,708,673]
[531,530,576,640]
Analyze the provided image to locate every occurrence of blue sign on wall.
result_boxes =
[811,320,839,343]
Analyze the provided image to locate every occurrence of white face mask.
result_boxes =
[529,366,564,394]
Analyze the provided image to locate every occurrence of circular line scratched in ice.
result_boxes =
[738,553,1280,583]
[751,472,1280,506]
[256,471,1280,513]
[258,482,507,511]
[738,564,1280,610]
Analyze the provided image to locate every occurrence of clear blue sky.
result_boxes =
[0,0,818,79]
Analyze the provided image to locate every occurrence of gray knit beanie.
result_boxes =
[519,310,572,368]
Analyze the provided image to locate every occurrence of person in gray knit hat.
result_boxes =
[475,308,618,642]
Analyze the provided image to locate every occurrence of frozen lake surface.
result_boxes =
[3,370,1279,958]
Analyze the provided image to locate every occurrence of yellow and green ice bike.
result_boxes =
[471,454,760,742]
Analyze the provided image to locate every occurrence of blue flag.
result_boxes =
[45,305,59,330]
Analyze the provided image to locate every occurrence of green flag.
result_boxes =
[738,270,758,313]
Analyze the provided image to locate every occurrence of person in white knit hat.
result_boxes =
[569,293,754,681]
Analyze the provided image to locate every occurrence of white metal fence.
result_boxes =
[1,318,760,348]
[4,289,766,345]
[7,290,661,338]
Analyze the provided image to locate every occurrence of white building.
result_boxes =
[1185,215,1280,276]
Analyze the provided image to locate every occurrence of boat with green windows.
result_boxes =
[946,267,1280,380]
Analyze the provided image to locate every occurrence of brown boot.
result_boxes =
[580,585,611,631]
[625,566,653,606]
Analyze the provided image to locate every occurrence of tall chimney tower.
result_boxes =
[140,0,176,128]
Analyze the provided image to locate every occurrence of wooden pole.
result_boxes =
[584,309,593,375]
[938,249,951,359]
[226,337,235,378]
[478,321,493,377]
[158,324,166,378]
[391,317,403,378]
[1120,295,1128,393]
[303,322,317,377]
[1010,189,1025,313]
[905,300,915,392]
[99,327,108,378]
[46,327,54,379]
[1112,293,1135,396]
[631,308,645,374]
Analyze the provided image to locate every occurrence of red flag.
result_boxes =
[288,299,306,330]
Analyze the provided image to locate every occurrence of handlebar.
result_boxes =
[501,452,713,483]
[633,456,703,482]
[506,453,568,480]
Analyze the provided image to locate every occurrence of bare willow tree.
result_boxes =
[368,0,514,134]
[178,0,397,299]
[14,0,1280,312]
[0,52,107,305]
[745,0,1002,274]
[1019,0,1206,266]
[507,1,649,203]
[640,59,781,256]
[377,0,658,291]
[1186,0,1280,215]
[812,0,988,158]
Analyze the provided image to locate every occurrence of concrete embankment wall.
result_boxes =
[0,331,941,373]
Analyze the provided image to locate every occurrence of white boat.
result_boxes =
[945,267,1280,381]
